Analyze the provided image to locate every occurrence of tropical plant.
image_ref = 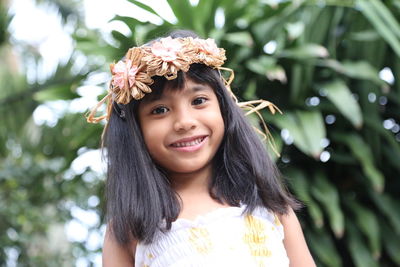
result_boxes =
[0,0,105,265]
[1,0,399,266]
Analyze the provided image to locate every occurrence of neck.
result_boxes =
[168,165,212,195]
[168,165,229,220]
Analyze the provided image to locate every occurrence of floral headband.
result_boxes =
[86,36,281,154]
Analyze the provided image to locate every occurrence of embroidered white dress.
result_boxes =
[134,205,289,267]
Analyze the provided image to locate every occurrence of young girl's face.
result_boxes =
[138,78,225,177]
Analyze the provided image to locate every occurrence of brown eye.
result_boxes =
[192,97,207,106]
[151,106,169,114]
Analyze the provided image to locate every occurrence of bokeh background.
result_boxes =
[1,0,399,266]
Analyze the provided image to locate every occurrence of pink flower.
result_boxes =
[195,38,220,56]
[112,60,138,90]
[151,37,183,62]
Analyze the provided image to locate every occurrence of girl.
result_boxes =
[88,30,316,266]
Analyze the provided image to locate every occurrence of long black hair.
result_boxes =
[102,30,299,245]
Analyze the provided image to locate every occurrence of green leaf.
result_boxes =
[166,0,194,28]
[127,0,162,18]
[346,200,381,259]
[246,56,287,83]
[364,116,400,173]
[349,30,380,41]
[111,15,143,34]
[368,0,400,38]
[289,63,302,103]
[382,145,400,173]
[34,85,79,102]
[265,131,282,162]
[279,43,329,60]
[266,65,287,83]
[285,21,305,40]
[265,110,326,158]
[357,0,400,57]
[195,0,217,36]
[224,32,253,47]
[111,30,131,45]
[243,79,257,100]
[370,192,400,234]
[296,110,326,158]
[252,2,302,42]
[340,61,384,85]
[382,222,400,264]
[247,56,277,75]
[307,227,342,267]
[319,80,363,128]
[285,169,324,228]
[347,221,379,267]
[319,59,386,87]
[333,134,385,192]
[311,173,344,238]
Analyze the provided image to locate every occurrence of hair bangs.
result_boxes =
[134,64,223,107]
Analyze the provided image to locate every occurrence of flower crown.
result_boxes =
[111,36,226,104]
[86,36,228,123]
[86,36,281,155]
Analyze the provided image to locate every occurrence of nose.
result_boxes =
[173,108,197,132]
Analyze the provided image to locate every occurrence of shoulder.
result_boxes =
[102,225,137,267]
[278,208,317,267]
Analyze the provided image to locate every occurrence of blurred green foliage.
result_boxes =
[1,0,399,266]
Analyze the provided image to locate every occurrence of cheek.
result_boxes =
[207,107,225,143]
[142,132,164,166]
[141,122,163,150]
[139,110,164,144]
[217,116,225,143]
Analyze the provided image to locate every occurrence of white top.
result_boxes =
[135,205,289,267]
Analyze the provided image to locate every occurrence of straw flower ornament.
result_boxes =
[111,60,138,90]
[151,37,183,62]
[145,36,191,79]
[86,36,281,153]
[110,47,154,103]
[193,38,225,66]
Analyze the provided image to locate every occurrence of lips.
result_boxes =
[170,136,207,148]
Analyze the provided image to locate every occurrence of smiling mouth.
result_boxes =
[170,136,207,148]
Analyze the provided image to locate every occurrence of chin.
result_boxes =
[167,161,211,175]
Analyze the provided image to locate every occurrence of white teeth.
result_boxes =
[172,137,204,147]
